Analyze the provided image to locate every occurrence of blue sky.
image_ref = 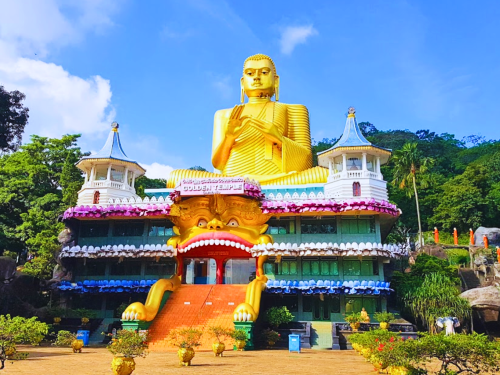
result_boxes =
[1,0,499,178]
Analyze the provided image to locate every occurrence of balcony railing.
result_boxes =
[327,170,382,182]
[84,180,135,192]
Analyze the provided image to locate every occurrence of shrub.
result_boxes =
[70,308,96,319]
[374,312,395,323]
[53,330,76,346]
[107,330,149,358]
[265,306,294,328]
[207,326,232,344]
[260,329,280,343]
[445,249,470,266]
[167,328,203,349]
[0,315,48,370]
[231,329,248,342]
[344,312,363,324]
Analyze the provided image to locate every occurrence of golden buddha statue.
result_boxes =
[167,54,328,187]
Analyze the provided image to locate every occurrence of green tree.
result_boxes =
[391,142,434,248]
[0,314,48,369]
[0,134,85,276]
[134,176,167,198]
[0,86,29,153]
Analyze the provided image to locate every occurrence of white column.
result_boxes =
[106,164,112,181]
[328,160,333,175]
[376,157,381,176]
[124,167,129,189]
[342,154,347,174]
[131,172,136,188]
[90,166,96,182]
[362,153,367,171]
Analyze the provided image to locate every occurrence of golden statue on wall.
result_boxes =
[167,54,328,187]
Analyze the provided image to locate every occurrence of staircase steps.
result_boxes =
[459,269,481,289]
[148,284,247,351]
[89,317,115,344]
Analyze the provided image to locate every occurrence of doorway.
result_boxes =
[182,258,216,284]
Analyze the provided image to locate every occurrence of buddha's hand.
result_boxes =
[248,118,283,145]
[226,105,247,140]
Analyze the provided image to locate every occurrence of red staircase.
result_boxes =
[148,284,247,351]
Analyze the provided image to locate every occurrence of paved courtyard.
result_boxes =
[4,346,376,375]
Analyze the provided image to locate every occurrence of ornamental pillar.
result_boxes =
[362,153,367,171]
[131,172,136,188]
[328,160,333,175]
[124,167,129,188]
[90,166,96,182]
[342,154,347,174]
[106,164,112,180]
[376,157,381,175]
[216,259,224,284]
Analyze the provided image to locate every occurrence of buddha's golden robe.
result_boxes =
[166,101,328,188]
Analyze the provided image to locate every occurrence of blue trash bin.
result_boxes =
[76,330,90,346]
[289,334,301,353]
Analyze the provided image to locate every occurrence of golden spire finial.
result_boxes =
[111,122,119,132]
[348,107,356,118]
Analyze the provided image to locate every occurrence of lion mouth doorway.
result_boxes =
[181,257,256,285]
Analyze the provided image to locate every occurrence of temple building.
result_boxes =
[57,54,407,350]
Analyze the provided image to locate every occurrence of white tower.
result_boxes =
[318,107,391,201]
[75,122,146,206]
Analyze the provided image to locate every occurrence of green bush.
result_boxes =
[265,306,294,328]
[374,312,395,323]
[167,327,203,349]
[207,326,232,344]
[0,315,48,370]
[260,328,280,343]
[107,330,149,358]
[70,308,97,319]
[231,329,248,342]
[445,249,470,266]
[53,330,76,346]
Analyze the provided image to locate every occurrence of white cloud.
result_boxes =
[0,0,118,140]
[279,25,318,55]
[210,74,233,100]
[141,162,174,180]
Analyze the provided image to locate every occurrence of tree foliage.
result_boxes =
[0,314,48,369]
[0,134,86,278]
[134,176,167,198]
[0,86,29,153]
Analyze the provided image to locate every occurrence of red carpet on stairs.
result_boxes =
[148,284,247,351]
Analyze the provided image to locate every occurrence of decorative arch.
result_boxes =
[353,182,361,197]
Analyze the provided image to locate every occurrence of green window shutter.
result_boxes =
[302,261,310,276]
[311,261,320,276]
[360,261,372,276]
[343,261,361,276]
[349,220,358,234]
[341,220,351,234]
[289,261,298,275]
[282,261,289,275]
[358,219,369,234]
[330,261,339,276]
[264,263,274,275]
[320,261,329,276]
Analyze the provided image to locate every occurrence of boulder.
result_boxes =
[474,227,500,247]
[460,286,500,311]
[0,256,16,284]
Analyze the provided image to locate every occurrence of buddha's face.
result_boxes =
[241,58,277,99]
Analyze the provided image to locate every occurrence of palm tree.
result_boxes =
[391,142,434,249]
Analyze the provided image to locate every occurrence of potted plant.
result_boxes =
[231,328,248,351]
[344,312,363,332]
[260,328,280,347]
[107,329,149,375]
[53,330,83,353]
[374,312,395,330]
[72,308,96,325]
[167,327,203,366]
[48,306,66,325]
[207,326,231,357]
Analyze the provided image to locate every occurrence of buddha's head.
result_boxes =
[241,54,279,102]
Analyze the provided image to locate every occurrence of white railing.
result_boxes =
[328,171,382,181]
[85,180,135,192]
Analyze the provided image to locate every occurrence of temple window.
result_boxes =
[266,217,295,235]
[110,260,142,276]
[145,259,176,277]
[341,216,376,234]
[302,258,339,276]
[353,182,361,196]
[148,220,174,237]
[110,166,125,182]
[301,217,337,234]
[93,190,100,204]
[348,157,361,170]
[113,221,145,237]
[95,165,108,180]
[343,259,378,276]
[80,222,109,238]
